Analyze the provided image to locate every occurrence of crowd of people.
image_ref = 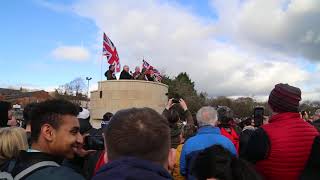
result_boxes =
[0,83,320,180]
[105,64,161,82]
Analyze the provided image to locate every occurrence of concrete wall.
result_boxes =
[90,80,168,121]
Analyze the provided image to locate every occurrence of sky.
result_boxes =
[0,0,320,101]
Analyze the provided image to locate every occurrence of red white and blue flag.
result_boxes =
[142,59,162,82]
[103,33,121,72]
[142,59,150,69]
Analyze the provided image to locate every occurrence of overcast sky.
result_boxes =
[1,0,320,101]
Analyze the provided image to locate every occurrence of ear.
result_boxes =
[167,148,176,171]
[104,150,108,164]
[41,124,55,142]
[102,134,108,163]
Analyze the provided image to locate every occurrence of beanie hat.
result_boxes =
[268,83,301,113]
[217,106,233,124]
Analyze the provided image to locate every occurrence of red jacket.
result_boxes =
[220,127,239,153]
[256,112,319,180]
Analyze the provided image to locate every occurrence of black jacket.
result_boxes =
[239,126,256,158]
[5,151,85,180]
[312,119,320,132]
[119,70,132,80]
[104,70,116,80]
[300,136,320,180]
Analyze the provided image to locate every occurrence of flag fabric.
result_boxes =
[142,59,150,69]
[142,59,162,82]
[103,33,121,72]
[153,68,162,82]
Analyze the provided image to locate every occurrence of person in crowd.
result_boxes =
[90,112,114,177]
[191,145,262,180]
[136,68,148,80]
[7,107,18,127]
[163,98,195,149]
[217,106,240,153]
[72,107,103,179]
[92,107,173,180]
[180,106,237,179]
[0,127,28,168]
[119,65,133,80]
[312,109,320,132]
[104,64,116,80]
[77,107,101,136]
[243,83,319,180]
[101,112,113,129]
[0,101,18,127]
[22,102,38,146]
[145,66,155,81]
[0,101,11,127]
[300,136,320,180]
[1,99,86,180]
[132,66,141,80]
[239,118,256,158]
[172,124,197,180]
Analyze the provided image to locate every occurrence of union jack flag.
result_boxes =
[153,68,162,82]
[142,59,150,69]
[142,59,162,82]
[103,33,120,72]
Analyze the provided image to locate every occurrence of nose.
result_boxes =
[76,133,83,144]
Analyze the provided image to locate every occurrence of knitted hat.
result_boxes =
[268,83,301,113]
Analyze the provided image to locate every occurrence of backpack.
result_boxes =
[0,160,59,180]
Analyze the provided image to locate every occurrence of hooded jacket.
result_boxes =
[92,157,172,180]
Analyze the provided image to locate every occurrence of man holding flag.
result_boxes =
[142,59,162,82]
[103,32,121,79]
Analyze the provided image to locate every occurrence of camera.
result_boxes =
[84,135,105,150]
[172,98,180,104]
[167,93,182,104]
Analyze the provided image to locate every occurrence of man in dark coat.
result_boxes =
[104,65,116,80]
[92,108,173,180]
[119,65,133,80]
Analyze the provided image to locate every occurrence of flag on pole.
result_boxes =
[153,68,162,82]
[142,59,162,82]
[103,33,121,72]
[142,59,150,69]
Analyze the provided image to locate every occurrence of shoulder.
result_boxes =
[26,166,85,180]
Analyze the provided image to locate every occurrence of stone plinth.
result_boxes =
[90,80,168,120]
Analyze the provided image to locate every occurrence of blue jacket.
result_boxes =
[93,157,172,180]
[180,126,237,178]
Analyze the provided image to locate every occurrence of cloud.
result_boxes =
[211,0,320,61]
[51,45,90,61]
[53,0,320,100]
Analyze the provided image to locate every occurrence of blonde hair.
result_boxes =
[0,127,28,164]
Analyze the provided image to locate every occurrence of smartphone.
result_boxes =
[254,107,264,127]
[84,135,105,150]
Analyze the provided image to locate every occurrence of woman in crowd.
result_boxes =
[0,127,28,167]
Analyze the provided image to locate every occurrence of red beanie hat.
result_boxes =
[268,83,301,113]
